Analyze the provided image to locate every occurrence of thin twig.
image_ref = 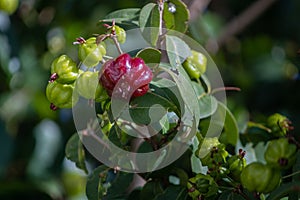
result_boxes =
[210,0,279,52]
[187,0,212,21]
[112,35,123,54]
[211,86,241,94]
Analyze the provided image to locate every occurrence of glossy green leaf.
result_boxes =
[86,166,134,200]
[192,81,218,119]
[101,8,141,26]
[154,185,188,200]
[129,91,177,125]
[199,102,238,145]
[191,81,205,97]
[136,47,161,65]
[139,3,160,46]
[159,64,200,126]
[165,35,191,69]
[198,95,218,119]
[217,102,239,145]
[65,133,88,174]
[140,181,164,200]
[163,0,190,33]
[85,165,109,200]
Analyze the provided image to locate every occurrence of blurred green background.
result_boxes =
[0,0,299,199]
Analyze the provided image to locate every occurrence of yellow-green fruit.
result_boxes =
[182,50,207,79]
[267,113,291,136]
[114,25,126,44]
[240,162,281,194]
[51,55,79,84]
[264,138,297,170]
[78,37,106,67]
[228,155,246,181]
[46,81,78,109]
[75,71,108,101]
[0,0,18,15]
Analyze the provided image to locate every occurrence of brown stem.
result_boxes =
[185,0,212,21]
[112,35,123,54]
[211,86,241,94]
[210,0,279,52]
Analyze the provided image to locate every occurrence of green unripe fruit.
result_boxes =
[264,138,297,170]
[75,71,108,101]
[114,25,126,44]
[240,162,281,194]
[0,0,18,15]
[50,55,79,84]
[46,81,78,110]
[267,113,292,136]
[201,143,229,168]
[228,155,246,181]
[182,50,207,79]
[78,37,106,67]
[187,173,218,199]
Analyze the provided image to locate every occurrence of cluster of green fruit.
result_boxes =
[187,113,298,199]
[46,37,108,110]
[45,25,150,110]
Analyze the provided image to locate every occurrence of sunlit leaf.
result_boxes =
[163,0,189,33]
[165,35,191,69]
[101,8,141,26]
[139,3,160,46]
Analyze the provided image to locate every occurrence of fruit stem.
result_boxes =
[110,19,123,55]
[211,86,241,94]
[112,34,123,54]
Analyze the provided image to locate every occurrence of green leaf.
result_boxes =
[86,165,109,200]
[267,182,300,200]
[136,47,161,65]
[154,185,188,200]
[139,3,160,46]
[65,133,88,174]
[140,181,164,200]
[192,81,218,119]
[101,8,141,26]
[159,64,200,126]
[163,0,190,33]
[200,102,239,145]
[129,92,177,125]
[86,166,134,200]
[217,102,239,145]
[190,134,208,174]
[105,172,134,199]
[165,35,191,69]
[198,95,218,119]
